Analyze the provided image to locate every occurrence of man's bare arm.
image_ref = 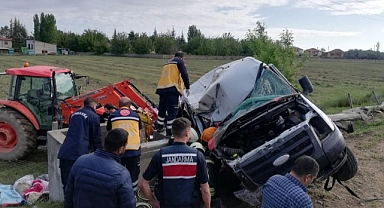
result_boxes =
[139,178,160,208]
[200,182,211,208]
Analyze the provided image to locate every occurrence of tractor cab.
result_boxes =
[3,65,78,131]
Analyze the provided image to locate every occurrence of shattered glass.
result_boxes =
[229,69,296,123]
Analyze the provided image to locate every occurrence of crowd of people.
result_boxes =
[58,52,319,208]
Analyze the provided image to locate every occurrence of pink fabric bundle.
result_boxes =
[23,179,49,200]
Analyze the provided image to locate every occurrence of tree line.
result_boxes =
[0,13,382,60]
[0,13,308,82]
[343,49,384,60]
[0,13,288,57]
[54,25,253,56]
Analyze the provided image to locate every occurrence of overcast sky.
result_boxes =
[1,0,384,51]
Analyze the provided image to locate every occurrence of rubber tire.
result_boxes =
[0,107,37,160]
[334,146,358,181]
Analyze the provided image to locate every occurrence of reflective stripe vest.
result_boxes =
[157,61,184,94]
[159,144,198,207]
[109,107,141,150]
[205,156,216,197]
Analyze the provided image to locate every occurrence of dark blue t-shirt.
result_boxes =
[142,142,209,207]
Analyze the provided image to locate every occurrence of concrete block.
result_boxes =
[47,123,168,202]
[47,128,67,202]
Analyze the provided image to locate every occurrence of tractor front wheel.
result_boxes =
[0,107,37,160]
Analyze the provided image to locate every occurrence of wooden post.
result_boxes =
[372,91,380,105]
[348,93,354,108]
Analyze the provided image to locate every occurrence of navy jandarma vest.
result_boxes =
[158,144,200,207]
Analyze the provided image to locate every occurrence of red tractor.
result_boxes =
[0,63,158,160]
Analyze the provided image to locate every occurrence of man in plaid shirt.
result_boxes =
[262,155,319,208]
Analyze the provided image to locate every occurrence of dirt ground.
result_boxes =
[309,132,384,208]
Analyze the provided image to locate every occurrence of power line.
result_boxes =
[301,0,384,23]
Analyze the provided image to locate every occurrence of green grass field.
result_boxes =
[1,55,384,207]
[299,58,384,113]
[0,55,231,103]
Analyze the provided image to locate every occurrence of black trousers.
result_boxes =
[121,155,141,192]
[59,159,76,194]
[157,92,179,136]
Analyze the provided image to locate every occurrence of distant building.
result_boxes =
[0,35,13,54]
[0,36,12,49]
[327,49,344,58]
[57,48,70,55]
[319,49,344,59]
[294,47,304,56]
[26,40,57,55]
[304,48,322,57]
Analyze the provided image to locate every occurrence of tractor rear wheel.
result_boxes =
[0,107,37,160]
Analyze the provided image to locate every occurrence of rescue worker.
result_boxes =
[155,51,190,139]
[100,103,117,123]
[57,97,102,193]
[106,97,142,193]
[190,142,222,208]
[139,117,211,208]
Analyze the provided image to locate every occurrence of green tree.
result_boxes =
[56,30,81,51]
[35,12,57,43]
[39,12,46,41]
[79,29,109,52]
[44,14,57,43]
[185,36,204,55]
[197,37,215,55]
[376,42,380,52]
[111,29,130,55]
[187,25,202,41]
[8,18,28,50]
[171,27,176,39]
[0,25,10,37]
[154,32,175,54]
[94,39,109,55]
[67,32,81,51]
[56,30,67,47]
[128,30,139,47]
[33,14,40,40]
[247,21,309,82]
[240,39,254,56]
[150,28,158,50]
[175,31,186,51]
[211,32,242,56]
[133,33,152,54]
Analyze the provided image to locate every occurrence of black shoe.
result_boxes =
[167,136,174,145]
